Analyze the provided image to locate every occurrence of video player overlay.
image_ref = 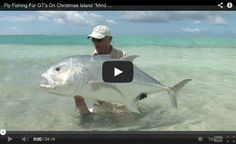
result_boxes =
[0,0,235,144]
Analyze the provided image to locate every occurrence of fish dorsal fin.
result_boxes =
[120,55,139,62]
[84,97,95,113]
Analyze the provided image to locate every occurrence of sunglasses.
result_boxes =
[91,38,104,43]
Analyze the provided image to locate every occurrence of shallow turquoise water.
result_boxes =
[0,36,236,131]
[1,35,236,48]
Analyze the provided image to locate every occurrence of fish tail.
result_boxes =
[167,79,192,108]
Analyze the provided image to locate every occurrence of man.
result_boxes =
[74,25,128,115]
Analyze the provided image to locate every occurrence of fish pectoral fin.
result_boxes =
[120,55,139,62]
[87,81,124,97]
[84,97,95,113]
[135,93,148,101]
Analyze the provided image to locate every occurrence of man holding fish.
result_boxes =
[40,25,191,117]
[74,25,129,115]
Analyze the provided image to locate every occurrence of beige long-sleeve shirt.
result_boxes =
[92,46,127,58]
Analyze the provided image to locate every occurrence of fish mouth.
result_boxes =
[40,73,55,89]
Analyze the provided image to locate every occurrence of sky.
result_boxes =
[0,11,236,38]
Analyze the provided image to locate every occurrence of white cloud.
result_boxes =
[208,16,227,25]
[182,28,203,33]
[0,15,36,22]
[194,20,201,24]
[0,12,104,26]
[0,27,23,35]
[7,27,22,32]
[120,11,172,22]
[53,18,65,24]
[37,11,103,26]
[38,16,49,21]
[119,11,228,26]
[105,19,116,24]
[120,11,213,22]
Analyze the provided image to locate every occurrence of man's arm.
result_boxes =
[74,96,92,115]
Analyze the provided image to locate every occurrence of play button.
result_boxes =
[114,67,123,77]
[8,136,13,142]
[102,61,133,83]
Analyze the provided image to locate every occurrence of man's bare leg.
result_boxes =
[74,95,91,115]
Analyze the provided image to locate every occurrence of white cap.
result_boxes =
[88,25,112,39]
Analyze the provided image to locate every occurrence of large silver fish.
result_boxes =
[40,55,191,113]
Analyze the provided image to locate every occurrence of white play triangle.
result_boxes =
[114,67,123,77]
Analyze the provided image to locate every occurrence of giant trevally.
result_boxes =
[40,55,191,113]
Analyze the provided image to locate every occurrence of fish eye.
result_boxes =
[55,67,61,72]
